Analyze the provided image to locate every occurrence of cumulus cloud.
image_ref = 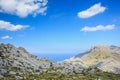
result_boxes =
[1,35,12,40]
[78,3,106,18]
[81,24,115,32]
[0,0,48,18]
[0,20,29,31]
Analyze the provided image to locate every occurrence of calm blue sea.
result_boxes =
[33,53,78,62]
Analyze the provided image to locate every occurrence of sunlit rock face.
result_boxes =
[0,43,120,79]
[0,43,85,79]
[66,45,120,74]
[0,43,54,79]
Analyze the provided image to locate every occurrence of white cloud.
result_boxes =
[78,3,106,18]
[0,20,29,31]
[0,0,48,18]
[1,35,12,40]
[81,24,115,32]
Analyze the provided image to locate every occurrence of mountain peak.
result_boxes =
[75,44,111,58]
[91,44,110,48]
[89,44,110,53]
[0,43,15,48]
[66,44,120,74]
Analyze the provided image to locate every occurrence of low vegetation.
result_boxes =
[1,69,120,80]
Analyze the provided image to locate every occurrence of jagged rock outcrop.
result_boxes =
[65,45,120,74]
[0,43,120,79]
[52,62,85,75]
[0,43,85,79]
[0,43,54,79]
[0,43,53,69]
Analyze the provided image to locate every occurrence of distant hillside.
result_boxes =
[65,45,120,74]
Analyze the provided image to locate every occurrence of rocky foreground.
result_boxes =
[0,43,120,80]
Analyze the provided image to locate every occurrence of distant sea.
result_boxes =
[33,53,78,62]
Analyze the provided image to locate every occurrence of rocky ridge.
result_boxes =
[0,43,120,80]
[0,43,84,79]
[65,45,120,74]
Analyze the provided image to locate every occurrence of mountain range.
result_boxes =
[0,43,120,80]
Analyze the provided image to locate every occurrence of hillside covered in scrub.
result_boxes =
[65,45,120,74]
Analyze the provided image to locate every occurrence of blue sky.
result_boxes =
[0,0,120,54]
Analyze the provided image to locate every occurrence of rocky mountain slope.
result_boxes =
[0,43,84,79]
[65,45,120,74]
[0,43,54,79]
[0,43,120,80]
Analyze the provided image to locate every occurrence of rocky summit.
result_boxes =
[0,43,53,79]
[0,43,85,79]
[65,45,120,74]
[0,43,120,80]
